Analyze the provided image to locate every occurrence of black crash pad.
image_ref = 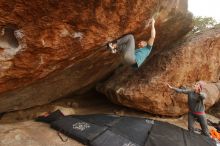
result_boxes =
[36,113,216,146]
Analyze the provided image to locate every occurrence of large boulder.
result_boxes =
[208,82,220,118]
[0,0,192,112]
[97,27,220,116]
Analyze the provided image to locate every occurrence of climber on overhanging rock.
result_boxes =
[108,18,156,68]
[167,81,210,137]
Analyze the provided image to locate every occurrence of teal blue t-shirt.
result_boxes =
[135,45,153,67]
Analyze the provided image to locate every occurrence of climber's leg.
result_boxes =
[109,34,136,65]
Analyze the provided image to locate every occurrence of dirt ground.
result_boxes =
[1,91,219,128]
[0,91,219,146]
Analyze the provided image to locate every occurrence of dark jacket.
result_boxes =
[173,87,207,113]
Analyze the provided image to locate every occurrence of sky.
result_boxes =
[188,0,220,22]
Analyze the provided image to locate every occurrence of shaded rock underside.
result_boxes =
[0,0,192,112]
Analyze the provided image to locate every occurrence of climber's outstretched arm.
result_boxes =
[167,83,192,94]
[147,18,156,46]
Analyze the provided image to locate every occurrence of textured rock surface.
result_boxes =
[0,0,192,112]
[208,82,220,118]
[0,121,83,146]
[209,103,220,119]
[97,27,220,116]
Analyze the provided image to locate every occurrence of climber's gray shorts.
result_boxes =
[116,34,136,65]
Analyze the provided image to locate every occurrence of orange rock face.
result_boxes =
[97,27,220,116]
[0,0,192,112]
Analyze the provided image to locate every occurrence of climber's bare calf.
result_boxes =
[108,18,156,68]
